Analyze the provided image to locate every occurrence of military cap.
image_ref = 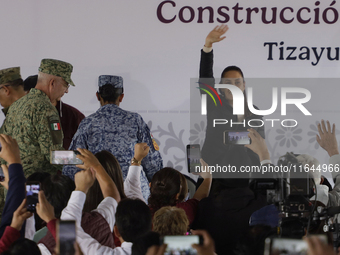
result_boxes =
[0,67,21,85]
[38,59,75,86]
[98,75,123,89]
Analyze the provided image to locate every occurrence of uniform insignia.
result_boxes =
[51,123,61,131]
[151,133,159,151]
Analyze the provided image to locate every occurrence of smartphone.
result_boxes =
[50,150,83,165]
[223,130,250,145]
[57,220,76,255]
[0,167,4,182]
[264,236,327,255]
[26,181,40,212]
[186,144,201,173]
[162,235,203,255]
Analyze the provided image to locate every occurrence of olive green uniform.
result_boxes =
[1,88,63,176]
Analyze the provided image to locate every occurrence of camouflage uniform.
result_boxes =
[1,88,64,175]
[63,75,163,201]
[0,67,23,218]
[0,59,75,176]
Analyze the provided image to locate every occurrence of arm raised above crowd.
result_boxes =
[124,143,149,202]
[192,159,212,201]
[139,118,163,183]
[76,148,121,203]
[204,24,229,48]
[245,128,271,163]
[316,120,339,157]
[0,199,33,254]
[0,135,26,238]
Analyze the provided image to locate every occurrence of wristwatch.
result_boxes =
[131,157,141,166]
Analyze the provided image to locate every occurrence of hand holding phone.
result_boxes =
[26,181,40,212]
[244,128,270,162]
[50,150,83,165]
[10,198,33,231]
[163,235,203,255]
[191,230,215,255]
[73,148,102,170]
[223,130,251,145]
[187,144,201,173]
[36,191,56,223]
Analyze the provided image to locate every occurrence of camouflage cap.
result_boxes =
[98,75,123,89]
[38,59,75,86]
[0,67,21,85]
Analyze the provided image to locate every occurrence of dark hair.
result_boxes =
[178,173,188,202]
[132,231,160,255]
[98,84,123,103]
[148,168,181,215]
[116,199,152,243]
[23,75,38,91]
[41,174,75,218]
[221,65,244,80]
[83,150,127,212]
[27,172,51,183]
[2,238,41,255]
[220,65,251,117]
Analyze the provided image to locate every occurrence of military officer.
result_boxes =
[0,59,74,176]
[63,75,163,200]
[0,67,26,119]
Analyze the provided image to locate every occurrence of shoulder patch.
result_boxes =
[48,116,63,145]
[151,133,159,151]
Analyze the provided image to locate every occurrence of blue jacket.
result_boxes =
[63,104,163,201]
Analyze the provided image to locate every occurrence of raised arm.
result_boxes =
[245,128,271,163]
[192,159,212,201]
[204,24,229,48]
[0,135,27,238]
[199,25,229,79]
[76,148,121,203]
[124,143,150,201]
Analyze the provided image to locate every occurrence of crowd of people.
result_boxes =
[0,24,337,255]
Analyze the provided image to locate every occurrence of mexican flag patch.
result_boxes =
[51,123,61,131]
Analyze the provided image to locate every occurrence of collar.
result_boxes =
[121,241,133,249]
[2,106,9,116]
[99,103,119,112]
[29,88,50,100]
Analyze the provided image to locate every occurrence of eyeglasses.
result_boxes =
[0,85,10,90]
[61,80,70,89]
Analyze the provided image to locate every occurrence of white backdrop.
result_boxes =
[1,0,340,179]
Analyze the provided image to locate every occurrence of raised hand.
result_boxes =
[76,148,102,170]
[134,143,150,162]
[205,25,229,48]
[191,229,215,255]
[10,199,33,231]
[316,120,339,157]
[0,134,21,165]
[36,190,56,223]
[74,168,96,194]
[245,128,270,162]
